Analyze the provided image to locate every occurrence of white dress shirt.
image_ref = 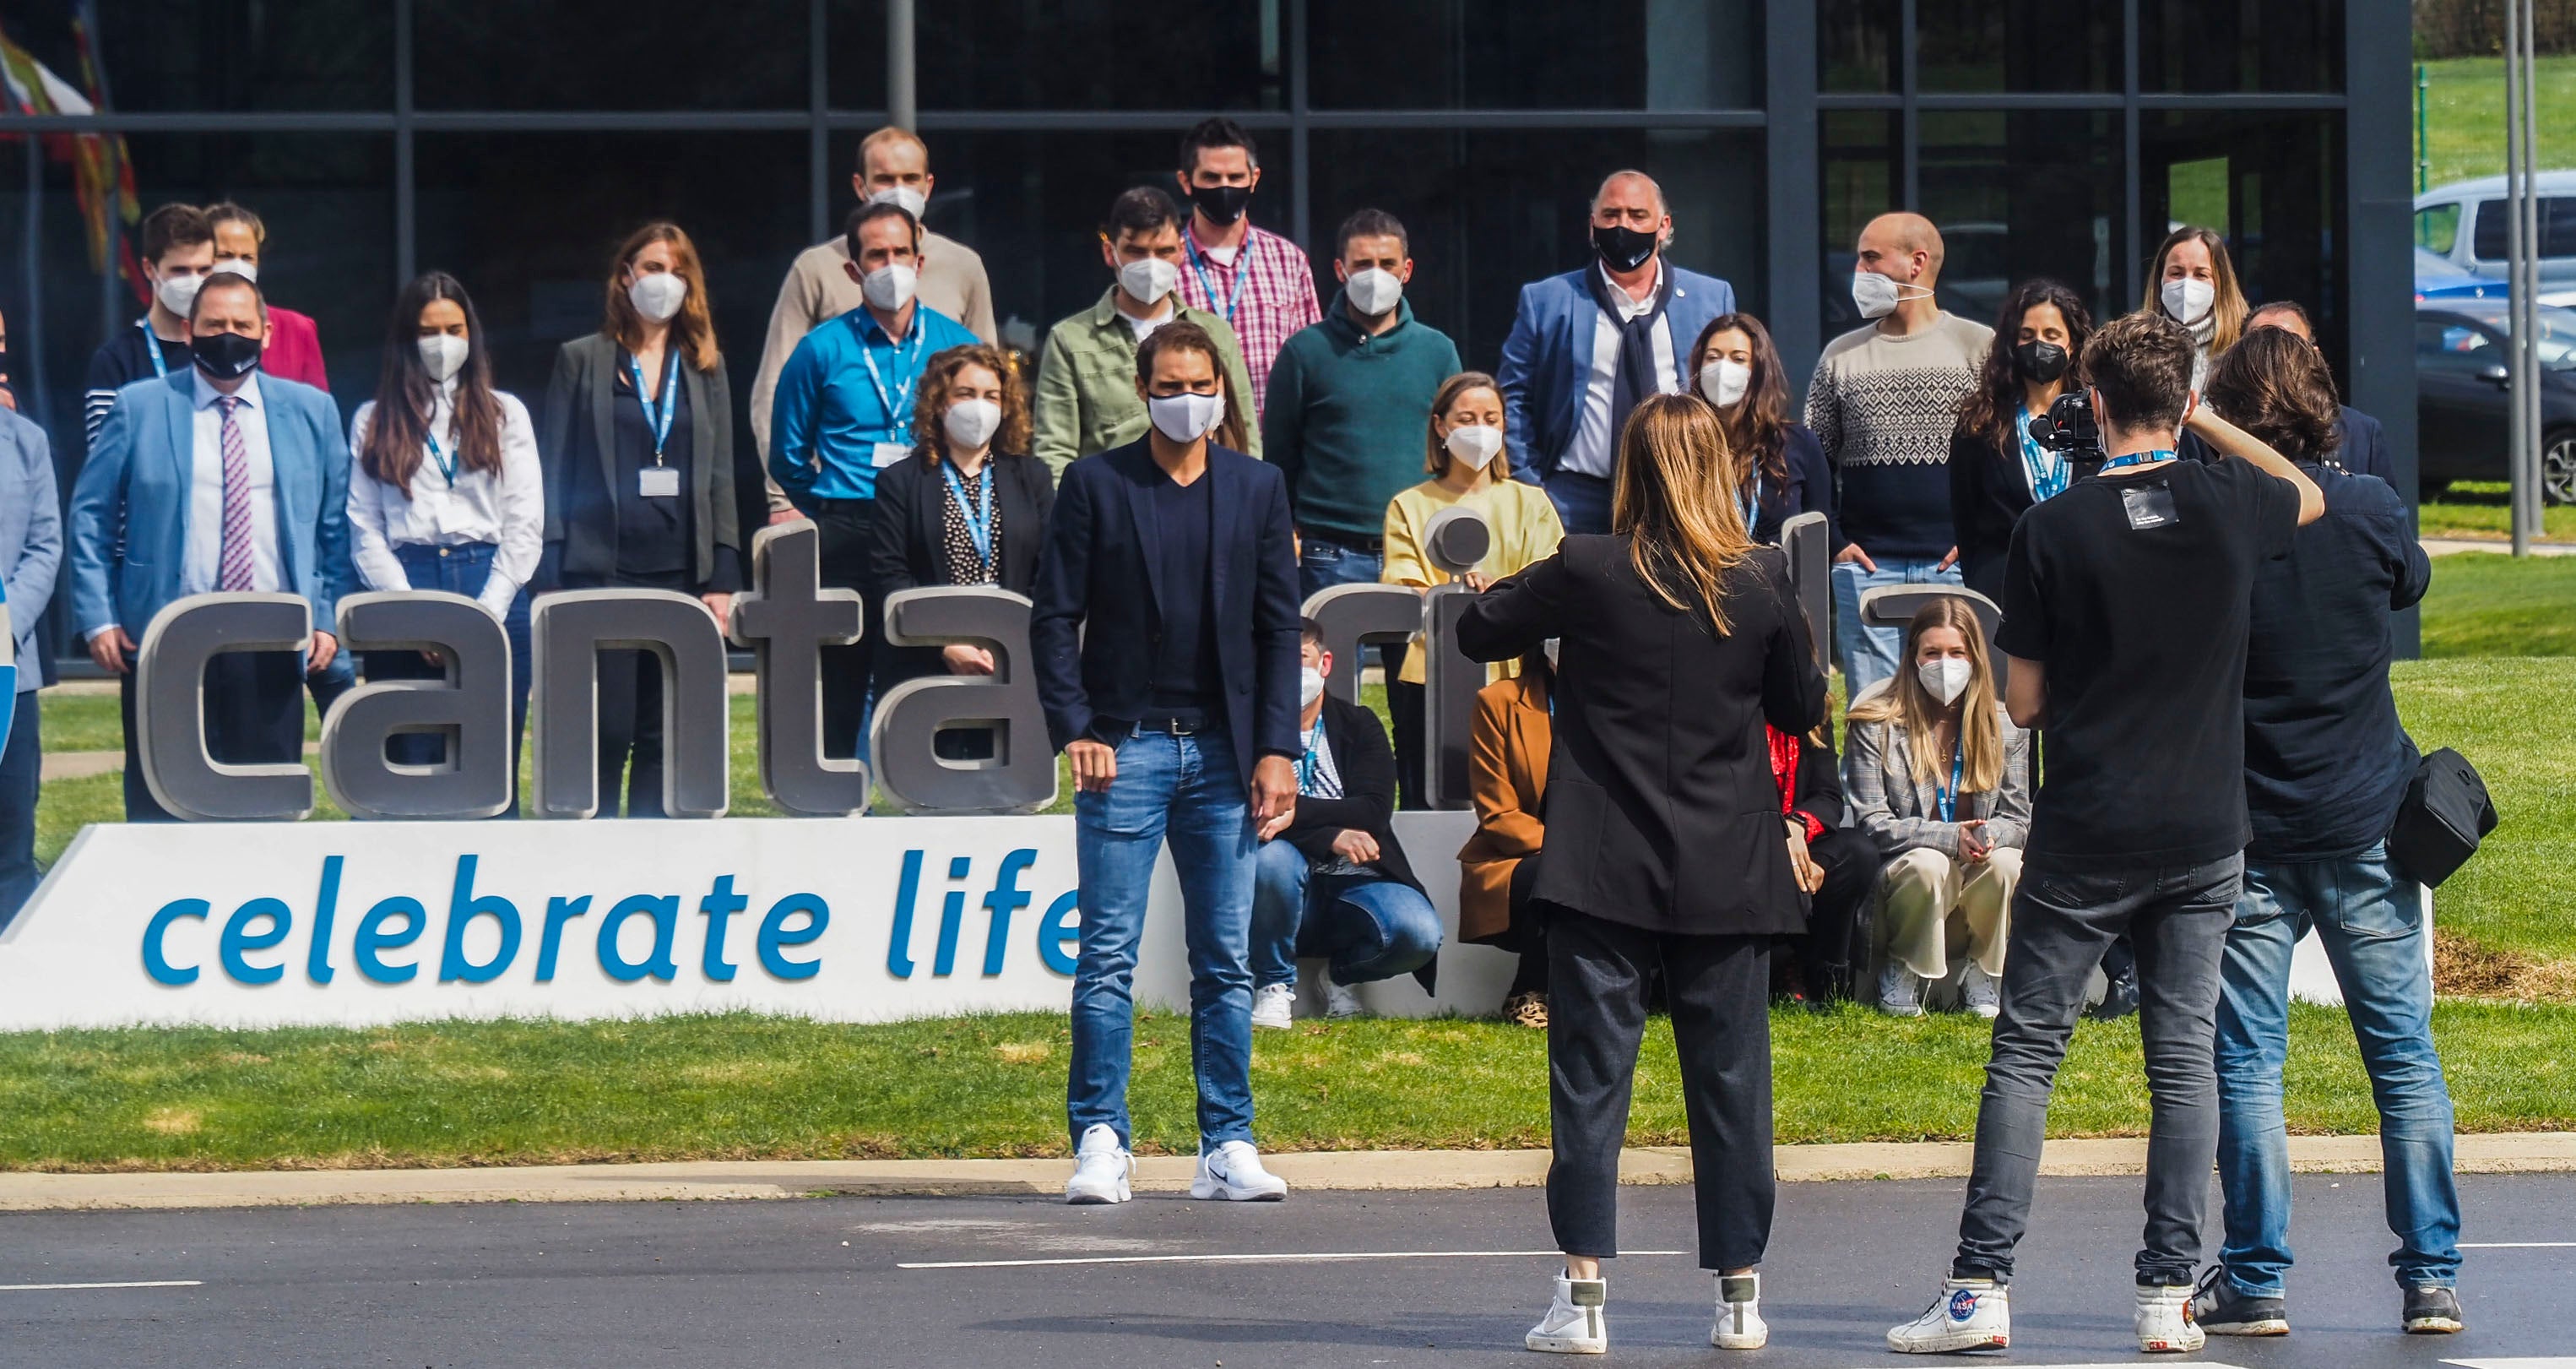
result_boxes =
[184,371,284,596]
[1560,262,1680,480]
[345,381,545,617]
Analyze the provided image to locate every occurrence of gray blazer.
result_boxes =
[536,332,739,589]
[0,408,61,690]
[1841,704,2032,858]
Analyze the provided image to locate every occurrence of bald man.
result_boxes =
[1496,169,1735,535]
[1804,212,1991,693]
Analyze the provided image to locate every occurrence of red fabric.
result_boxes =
[1768,725,1825,841]
[261,306,330,394]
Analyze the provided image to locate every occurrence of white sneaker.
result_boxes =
[1878,964,1927,1018]
[1190,1138,1288,1201]
[1525,1270,1608,1354]
[2136,1281,2206,1354]
[1250,982,1295,1031]
[1323,975,1364,1019]
[1961,963,2001,1019]
[1711,1273,1767,1350]
[1887,1276,2009,1353]
[1064,1123,1131,1205]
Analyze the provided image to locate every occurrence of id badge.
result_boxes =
[872,441,911,469]
[2120,481,2179,530]
[638,466,681,498]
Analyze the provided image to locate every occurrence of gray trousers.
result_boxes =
[1954,854,2242,1286]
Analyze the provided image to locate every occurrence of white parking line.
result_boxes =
[900,1248,1687,1270]
[0,1280,202,1292]
[2462,1241,2576,1248]
[2443,1358,2576,1368]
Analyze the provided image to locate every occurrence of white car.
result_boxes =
[2416,171,2576,287]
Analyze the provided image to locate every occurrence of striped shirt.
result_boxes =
[84,323,193,448]
[1171,220,1321,420]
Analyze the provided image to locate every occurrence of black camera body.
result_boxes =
[2026,389,2103,465]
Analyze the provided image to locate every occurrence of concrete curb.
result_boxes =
[0,1133,2567,1212]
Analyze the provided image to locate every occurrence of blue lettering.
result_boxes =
[219,897,292,986]
[887,850,923,979]
[143,898,211,986]
[596,894,680,983]
[438,855,523,985]
[759,893,829,981]
[980,849,1037,976]
[699,874,746,983]
[933,856,970,977]
[1035,890,1081,976]
[354,896,426,984]
[307,856,343,985]
[535,895,592,981]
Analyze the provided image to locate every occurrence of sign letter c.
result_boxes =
[144,899,212,986]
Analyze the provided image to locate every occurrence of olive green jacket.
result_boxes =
[1031,286,1261,475]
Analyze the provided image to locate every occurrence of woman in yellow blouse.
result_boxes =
[1381,370,1567,808]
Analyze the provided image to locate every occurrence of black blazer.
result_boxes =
[1284,693,1435,991]
[1459,535,1827,937]
[1030,438,1301,785]
[537,332,740,591]
[866,448,1056,693]
[1749,423,1841,551]
[1948,420,2031,605]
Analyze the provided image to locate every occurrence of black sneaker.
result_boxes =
[2191,1267,2288,1336]
[2089,964,2140,1020]
[2403,1284,2464,1334]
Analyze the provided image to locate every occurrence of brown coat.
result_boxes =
[1456,667,1553,943]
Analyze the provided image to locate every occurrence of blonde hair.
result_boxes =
[2144,225,2248,358]
[1847,597,2005,795]
[1608,394,1754,634]
[1423,371,1504,480]
[859,125,929,171]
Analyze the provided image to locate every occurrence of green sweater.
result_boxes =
[1261,293,1462,541]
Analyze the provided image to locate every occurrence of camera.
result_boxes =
[2026,390,2102,464]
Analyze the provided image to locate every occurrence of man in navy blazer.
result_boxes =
[1496,170,1733,535]
[1031,320,1301,1209]
[68,272,350,821]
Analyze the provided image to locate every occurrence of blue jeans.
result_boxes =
[366,542,534,788]
[0,692,38,930]
[1298,531,1384,606]
[1249,839,1444,990]
[1543,470,1613,537]
[1830,556,1962,694]
[1069,725,1259,1151]
[2214,845,2461,1296]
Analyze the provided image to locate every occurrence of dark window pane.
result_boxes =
[1917,0,2118,93]
[2140,0,2341,94]
[2142,111,2347,367]
[417,1,806,110]
[1917,111,2123,331]
[831,0,1282,111]
[1306,0,1759,110]
[2470,198,2576,260]
[1309,128,1765,371]
[1820,0,1898,93]
[7,1,391,112]
[1819,111,1900,330]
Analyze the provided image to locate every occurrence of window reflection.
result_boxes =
[417,0,805,111]
[1916,0,2118,93]
[1305,0,1759,110]
[1918,111,2122,329]
[2140,0,2341,94]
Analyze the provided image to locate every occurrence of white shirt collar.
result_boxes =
[1597,261,1664,322]
[192,368,264,410]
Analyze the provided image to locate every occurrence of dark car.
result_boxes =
[2416,299,2576,503]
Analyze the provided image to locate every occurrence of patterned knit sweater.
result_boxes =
[1803,312,1993,560]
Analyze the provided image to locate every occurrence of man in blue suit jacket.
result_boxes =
[1496,170,1733,535]
[1031,320,1301,1208]
[68,272,350,821]
[0,396,57,921]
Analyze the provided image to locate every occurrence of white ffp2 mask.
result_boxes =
[1918,657,1974,706]
[1118,257,1178,307]
[863,263,919,312]
[629,271,688,323]
[1444,424,1504,471]
[867,186,929,221]
[1147,390,1225,443]
[2161,277,2215,327]
[1700,358,1752,408]
[1344,267,1403,316]
[155,272,204,319]
[942,397,1002,452]
[418,334,470,384]
[1299,665,1326,709]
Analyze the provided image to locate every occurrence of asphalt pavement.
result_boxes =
[0,1173,2566,1367]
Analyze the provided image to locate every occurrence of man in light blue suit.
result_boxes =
[1495,170,1733,535]
[68,271,349,822]
[0,378,57,921]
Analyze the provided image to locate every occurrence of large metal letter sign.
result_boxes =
[1780,511,1832,678]
[135,593,315,821]
[318,592,513,820]
[1301,582,1421,704]
[530,590,729,819]
[1419,506,1492,811]
[729,521,869,817]
[870,586,1055,813]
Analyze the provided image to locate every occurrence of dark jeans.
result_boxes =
[563,568,691,818]
[1955,854,2242,1286]
[361,542,533,807]
[1543,470,1614,537]
[1547,906,1774,1271]
[1295,530,1383,605]
[0,693,38,928]
[809,500,877,764]
[118,649,306,822]
[1386,663,1428,812]
[1799,826,1885,1002]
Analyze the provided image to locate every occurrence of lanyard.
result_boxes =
[424,423,458,486]
[941,459,995,571]
[857,314,925,441]
[1738,471,1763,530]
[1181,230,1243,324]
[1933,742,1965,823]
[2016,405,2070,502]
[138,318,170,378]
[2101,448,2177,472]
[627,349,681,464]
[1294,716,1327,793]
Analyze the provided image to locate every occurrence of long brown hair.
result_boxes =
[1132,320,1251,453]
[1957,278,2094,456]
[604,221,720,372]
[912,344,1033,464]
[2143,225,2248,359]
[361,271,506,499]
[1688,313,1791,497]
[1608,393,1754,634]
[1422,370,1503,480]
[1847,597,2005,795]
[2204,327,2344,467]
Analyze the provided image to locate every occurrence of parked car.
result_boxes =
[2416,298,2576,503]
[2416,172,2576,287]
[2416,246,2504,301]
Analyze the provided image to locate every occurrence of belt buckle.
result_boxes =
[1168,717,1199,736]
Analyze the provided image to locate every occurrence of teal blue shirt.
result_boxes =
[768,303,977,503]
[1260,294,1462,541]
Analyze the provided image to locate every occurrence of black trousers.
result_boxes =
[561,568,691,818]
[810,502,877,762]
[1799,826,1885,1002]
[0,694,39,928]
[118,650,306,822]
[1548,906,1774,1270]
[1501,851,1550,996]
[1386,667,1426,812]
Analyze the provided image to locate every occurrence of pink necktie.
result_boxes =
[216,396,254,592]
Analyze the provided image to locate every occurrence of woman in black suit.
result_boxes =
[1948,278,2092,603]
[1462,393,1826,1356]
[537,221,741,817]
[1688,312,1838,549]
[867,343,1055,758]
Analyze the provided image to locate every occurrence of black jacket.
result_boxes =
[1751,423,1842,551]
[1948,420,2031,604]
[866,449,1055,693]
[537,332,741,592]
[1458,535,1828,937]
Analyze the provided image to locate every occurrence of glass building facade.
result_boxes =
[0,0,2416,660]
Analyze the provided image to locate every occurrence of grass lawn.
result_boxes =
[2416,55,2576,192]
[2419,484,2576,545]
[0,1001,2564,1171]
[2417,552,2576,657]
[2393,656,2576,981]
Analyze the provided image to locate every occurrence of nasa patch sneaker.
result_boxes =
[2135,1280,2206,1353]
[1711,1273,1767,1350]
[1190,1139,1288,1201]
[1250,982,1295,1031]
[1886,1276,2009,1353]
[1063,1124,1132,1205]
[1524,1270,1608,1354]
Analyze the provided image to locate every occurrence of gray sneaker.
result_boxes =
[1878,964,1926,1018]
[2191,1266,2288,1336]
[2402,1284,2464,1334]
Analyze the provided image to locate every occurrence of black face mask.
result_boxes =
[191,330,263,381]
[1592,223,1658,274]
[1188,183,1252,225]
[2013,340,2070,384]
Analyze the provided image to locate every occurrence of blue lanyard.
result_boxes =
[1181,231,1243,324]
[1933,742,1965,823]
[138,318,170,378]
[627,349,681,463]
[2016,404,2070,502]
[856,314,925,441]
[1738,471,1763,530]
[1295,717,1326,792]
[941,459,995,572]
[424,423,458,486]
[2101,448,2177,472]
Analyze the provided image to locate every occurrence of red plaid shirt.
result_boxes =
[1174,220,1321,419]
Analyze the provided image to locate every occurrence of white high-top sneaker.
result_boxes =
[1887,1276,2009,1353]
[1525,1270,1608,1354]
[1711,1273,1768,1350]
[1064,1123,1132,1205]
[1250,982,1295,1031]
[1190,1139,1288,1201]
[2136,1281,2207,1353]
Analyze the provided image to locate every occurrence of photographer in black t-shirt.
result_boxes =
[1888,310,2321,1358]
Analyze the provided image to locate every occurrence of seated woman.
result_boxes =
[1842,598,2030,1019]
[1457,642,1555,1027]
[1247,622,1443,1029]
[1769,718,1884,1006]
